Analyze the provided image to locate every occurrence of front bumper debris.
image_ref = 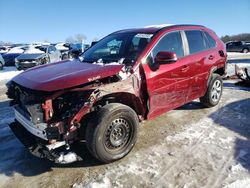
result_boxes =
[14,107,48,140]
[9,121,81,163]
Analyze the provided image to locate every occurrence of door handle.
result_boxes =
[208,55,214,60]
[181,65,189,72]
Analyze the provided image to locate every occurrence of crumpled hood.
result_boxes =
[12,60,124,92]
[17,53,45,60]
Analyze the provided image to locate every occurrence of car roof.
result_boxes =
[113,24,205,34]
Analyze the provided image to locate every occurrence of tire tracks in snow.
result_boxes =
[154,102,230,187]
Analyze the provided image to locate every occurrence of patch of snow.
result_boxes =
[73,177,111,188]
[57,152,78,164]
[165,118,213,144]
[7,47,25,54]
[31,42,50,46]
[24,46,45,54]
[144,24,173,28]
[0,67,22,81]
[227,52,250,60]
[223,178,250,188]
[219,137,234,144]
[230,163,247,173]
[55,43,68,51]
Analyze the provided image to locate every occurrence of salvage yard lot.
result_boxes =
[0,55,250,188]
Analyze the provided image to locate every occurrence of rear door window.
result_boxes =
[185,30,208,54]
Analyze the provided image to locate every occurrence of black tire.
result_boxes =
[85,103,138,163]
[62,54,68,60]
[200,74,223,107]
[41,57,50,65]
[242,48,249,53]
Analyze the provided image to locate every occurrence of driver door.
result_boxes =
[143,31,192,119]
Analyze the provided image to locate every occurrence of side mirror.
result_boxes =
[154,51,177,64]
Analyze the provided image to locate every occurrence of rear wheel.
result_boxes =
[200,74,223,107]
[85,103,138,163]
[243,48,249,53]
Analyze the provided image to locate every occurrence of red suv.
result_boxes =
[7,24,227,163]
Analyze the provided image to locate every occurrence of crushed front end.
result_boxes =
[6,81,94,163]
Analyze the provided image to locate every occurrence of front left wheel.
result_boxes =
[85,103,138,163]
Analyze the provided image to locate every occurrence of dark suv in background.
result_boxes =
[226,41,250,53]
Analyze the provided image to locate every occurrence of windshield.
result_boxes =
[81,32,154,65]
[35,46,48,53]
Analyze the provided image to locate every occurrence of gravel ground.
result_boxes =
[0,64,250,188]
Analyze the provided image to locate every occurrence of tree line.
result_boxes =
[0,33,99,46]
[221,33,250,43]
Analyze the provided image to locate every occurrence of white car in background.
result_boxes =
[54,42,69,60]
[15,45,61,70]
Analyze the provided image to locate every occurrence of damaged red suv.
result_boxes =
[7,24,227,163]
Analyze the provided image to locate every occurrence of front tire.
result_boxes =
[85,103,138,163]
[200,74,223,107]
[62,54,68,60]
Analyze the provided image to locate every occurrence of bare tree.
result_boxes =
[43,39,50,43]
[0,41,12,46]
[65,36,75,43]
[221,33,250,43]
[75,34,87,43]
[92,37,99,42]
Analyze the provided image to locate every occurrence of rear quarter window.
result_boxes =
[185,30,208,54]
[203,31,216,48]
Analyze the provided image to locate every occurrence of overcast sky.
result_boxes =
[0,0,249,43]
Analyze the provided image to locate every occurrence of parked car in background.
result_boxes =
[2,46,28,66]
[226,41,250,53]
[7,24,226,164]
[0,46,12,55]
[67,43,90,59]
[53,42,69,60]
[15,45,61,70]
[0,54,5,70]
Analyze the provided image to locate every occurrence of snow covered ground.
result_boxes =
[0,67,22,82]
[1,79,249,188]
[73,86,250,188]
[0,56,249,188]
[226,52,250,77]
[227,52,250,60]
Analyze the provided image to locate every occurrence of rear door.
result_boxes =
[184,30,218,101]
[143,31,192,119]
